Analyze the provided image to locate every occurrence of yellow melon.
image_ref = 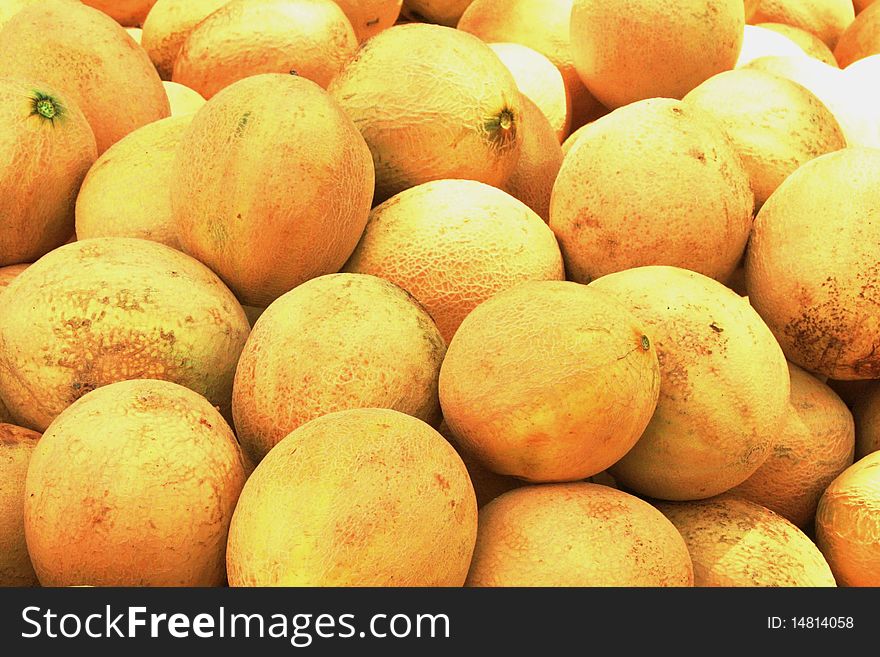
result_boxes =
[439,280,660,483]
[815,452,880,586]
[466,483,693,587]
[76,115,192,250]
[0,238,250,431]
[590,266,790,500]
[24,379,248,586]
[745,148,880,379]
[173,0,358,99]
[227,408,477,586]
[171,73,375,307]
[343,180,564,343]
[232,273,445,464]
[329,24,522,202]
[0,1,170,154]
[570,0,745,109]
[658,497,837,586]
[750,0,856,49]
[550,98,754,285]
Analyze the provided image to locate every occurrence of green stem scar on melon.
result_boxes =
[484,107,517,148]
[30,91,64,122]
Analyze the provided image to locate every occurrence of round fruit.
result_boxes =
[141,0,231,80]
[439,281,660,483]
[750,0,856,49]
[745,55,877,147]
[855,0,879,14]
[334,0,401,41]
[343,180,564,343]
[816,451,880,586]
[757,22,838,64]
[0,78,97,267]
[569,0,745,109]
[76,115,191,250]
[163,81,206,116]
[171,73,374,308]
[0,238,250,432]
[736,24,812,67]
[682,69,846,208]
[466,483,693,587]
[658,498,837,586]
[728,363,855,528]
[400,0,472,26]
[227,408,477,586]
[590,266,790,500]
[0,1,170,154]
[834,1,880,67]
[82,0,157,26]
[489,42,570,141]
[232,273,445,464]
[173,0,358,99]
[746,148,880,380]
[24,379,248,586]
[458,0,608,131]
[852,383,880,458]
[500,98,564,222]
[329,24,521,202]
[550,99,754,285]
[0,423,40,587]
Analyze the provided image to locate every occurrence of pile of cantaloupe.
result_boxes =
[1,0,879,588]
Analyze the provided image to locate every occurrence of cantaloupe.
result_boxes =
[232,273,446,464]
[0,77,96,267]
[590,266,790,500]
[329,24,522,202]
[227,408,477,586]
[834,1,880,66]
[682,68,846,208]
[0,1,170,153]
[343,180,564,343]
[466,484,694,587]
[736,24,812,67]
[173,0,358,99]
[815,451,880,586]
[746,148,880,379]
[0,238,250,432]
[400,0,472,26]
[76,116,192,250]
[569,0,745,109]
[163,81,206,116]
[439,280,660,483]
[658,498,837,586]
[24,379,248,586]
[171,73,374,308]
[758,22,839,64]
[550,99,754,285]
[488,42,570,141]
